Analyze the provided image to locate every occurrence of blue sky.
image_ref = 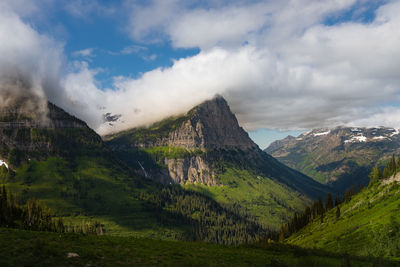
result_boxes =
[1,0,400,148]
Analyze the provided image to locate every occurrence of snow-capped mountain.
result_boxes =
[265,126,400,191]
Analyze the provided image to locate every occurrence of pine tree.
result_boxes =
[336,206,341,219]
[334,194,341,206]
[325,193,333,211]
[390,154,397,175]
[383,166,390,179]
[397,154,400,172]
[368,165,382,185]
[317,196,324,215]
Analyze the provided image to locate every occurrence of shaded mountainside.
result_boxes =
[105,96,331,229]
[286,173,400,260]
[0,100,270,245]
[0,102,104,167]
[265,127,400,191]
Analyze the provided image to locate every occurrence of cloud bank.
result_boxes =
[2,0,400,135]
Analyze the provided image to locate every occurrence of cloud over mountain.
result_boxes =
[1,0,400,134]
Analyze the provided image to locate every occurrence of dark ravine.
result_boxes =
[265,126,400,191]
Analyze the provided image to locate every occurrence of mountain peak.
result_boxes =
[107,96,258,151]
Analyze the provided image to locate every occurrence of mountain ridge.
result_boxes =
[265,126,400,191]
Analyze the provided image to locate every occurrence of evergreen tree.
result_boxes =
[325,193,333,211]
[317,196,324,215]
[383,166,390,179]
[397,154,400,172]
[390,154,397,175]
[334,194,341,206]
[368,165,382,185]
[336,206,341,219]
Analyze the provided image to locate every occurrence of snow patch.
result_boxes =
[313,131,330,137]
[390,128,399,137]
[351,128,361,132]
[0,160,8,169]
[372,136,387,140]
[296,138,303,141]
[344,135,367,143]
[303,130,312,136]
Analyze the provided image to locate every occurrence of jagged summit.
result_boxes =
[106,96,258,151]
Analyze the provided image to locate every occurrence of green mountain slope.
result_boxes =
[1,227,393,267]
[265,127,400,191]
[105,96,331,229]
[0,101,268,244]
[286,175,400,259]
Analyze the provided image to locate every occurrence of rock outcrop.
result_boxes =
[164,156,218,185]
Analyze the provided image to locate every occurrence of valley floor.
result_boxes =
[0,228,397,266]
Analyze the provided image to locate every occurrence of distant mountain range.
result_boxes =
[105,96,331,229]
[265,126,400,191]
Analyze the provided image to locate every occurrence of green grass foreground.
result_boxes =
[0,228,397,266]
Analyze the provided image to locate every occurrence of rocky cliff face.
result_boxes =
[265,126,400,190]
[164,156,218,185]
[111,96,258,151]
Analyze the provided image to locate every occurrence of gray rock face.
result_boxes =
[136,96,258,151]
[164,156,218,185]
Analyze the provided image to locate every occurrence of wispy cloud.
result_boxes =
[72,48,95,58]
[107,45,157,61]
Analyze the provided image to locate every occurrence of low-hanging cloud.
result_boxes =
[2,0,400,135]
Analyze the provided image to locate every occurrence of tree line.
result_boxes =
[369,154,400,184]
[278,183,362,241]
[0,185,101,235]
[138,184,276,244]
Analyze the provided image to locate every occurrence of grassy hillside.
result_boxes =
[286,178,400,260]
[2,155,269,244]
[112,145,331,230]
[185,166,310,229]
[0,227,394,267]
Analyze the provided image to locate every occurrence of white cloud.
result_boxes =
[114,0,400,132]
[72,48,95,58]
[2,0,400,135]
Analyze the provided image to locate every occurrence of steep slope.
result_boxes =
[286,174,400,259]
[105,96,331,229]
[265,127,400,191]
[0,99,268,244]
